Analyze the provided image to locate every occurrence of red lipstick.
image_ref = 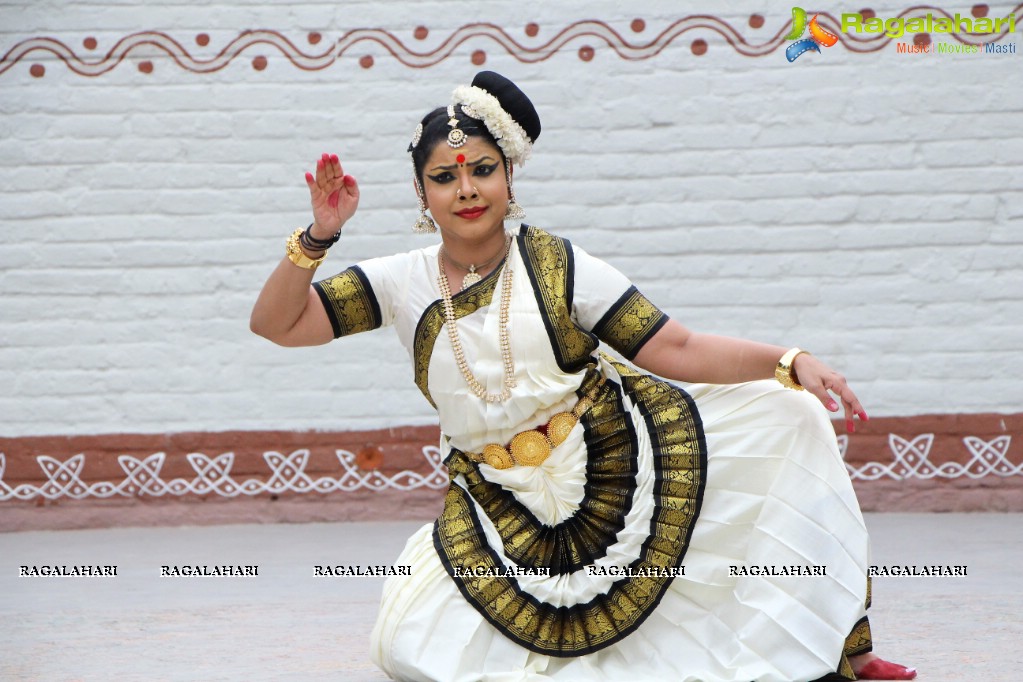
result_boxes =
[455,207,487,220]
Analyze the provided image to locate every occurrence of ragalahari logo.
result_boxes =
[786,7,840,61]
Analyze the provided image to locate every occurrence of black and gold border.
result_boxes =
[517,225,599,374]
[444,372,638,575]
[433,364,707,656]
[843,614,873,658]
[312,265,381,339]
[592,285,669,360]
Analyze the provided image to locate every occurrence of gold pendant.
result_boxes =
[462,267,482,289]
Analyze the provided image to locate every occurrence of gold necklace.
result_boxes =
[441,240,509,290]
[437,236,516,403]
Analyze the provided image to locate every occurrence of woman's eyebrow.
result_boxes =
[429,156,497,172]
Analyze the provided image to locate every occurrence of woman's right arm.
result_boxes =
[249,153,360,347]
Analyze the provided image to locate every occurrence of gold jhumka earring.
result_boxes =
[409,123,437,234]
[504,163,525,220]
[412,174,437,234]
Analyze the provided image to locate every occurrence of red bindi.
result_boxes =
[456,154,466,164]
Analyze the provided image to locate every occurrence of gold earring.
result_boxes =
[413,175,437,233]
[504,163,525,220]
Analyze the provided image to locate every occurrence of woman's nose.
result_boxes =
[457,173,478,200]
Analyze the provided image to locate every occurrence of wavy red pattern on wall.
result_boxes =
[2,6,1019,78]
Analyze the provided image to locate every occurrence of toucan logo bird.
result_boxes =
[785,7,840,61]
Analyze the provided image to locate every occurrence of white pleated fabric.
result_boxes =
[343,234,868,681]
[370,377,868,682]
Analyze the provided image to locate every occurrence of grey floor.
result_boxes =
[1,514,1020,681]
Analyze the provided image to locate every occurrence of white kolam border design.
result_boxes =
[0,447,448,501]
[837,434,1019,481]
[1,435,1019,501]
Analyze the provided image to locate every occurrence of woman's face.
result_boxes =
[421,136,509,242]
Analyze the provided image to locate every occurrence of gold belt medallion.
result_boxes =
[469,377,605,470]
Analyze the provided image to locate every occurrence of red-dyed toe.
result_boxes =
[857,659,917,680]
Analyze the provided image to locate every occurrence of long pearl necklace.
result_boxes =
[437,236,517,403]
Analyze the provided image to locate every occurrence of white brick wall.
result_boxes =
[2,1,1020,436]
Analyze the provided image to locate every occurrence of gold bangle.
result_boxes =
[285,227,325,270]
[776,347,808,391]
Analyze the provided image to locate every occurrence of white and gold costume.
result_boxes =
[314,226,870,682]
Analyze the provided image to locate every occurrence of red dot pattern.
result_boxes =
[971,4,989,17]
[356,446,384,470]
[12,16,959,81]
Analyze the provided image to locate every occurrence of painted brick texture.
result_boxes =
[1,1,1020,445]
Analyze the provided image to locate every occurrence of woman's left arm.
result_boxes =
[631,319,868,431]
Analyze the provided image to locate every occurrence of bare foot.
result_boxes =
[849,652,917,680]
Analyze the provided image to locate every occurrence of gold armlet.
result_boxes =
[286,227,326,270]
[776,347,809,391]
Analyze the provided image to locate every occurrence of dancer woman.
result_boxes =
[250,71,915,682]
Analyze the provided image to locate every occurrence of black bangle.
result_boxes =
[301,222,342,250]
[298,232,325,254]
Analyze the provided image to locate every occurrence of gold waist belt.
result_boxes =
[468,375,607,470]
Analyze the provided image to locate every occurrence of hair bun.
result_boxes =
[470,71,541,143]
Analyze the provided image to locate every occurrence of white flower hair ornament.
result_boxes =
[452,85,534,167]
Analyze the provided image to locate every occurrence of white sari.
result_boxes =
[314,226,869,682]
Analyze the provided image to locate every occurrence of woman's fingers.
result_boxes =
[822,374,868,434]
[797,355,869,434]
[795,355,836,411]
[305,154,359,232]
[806,380,839,413]
[827,379,856,433]
[312,157,323,189]
[308,154,347,197]
[312,153,341,187]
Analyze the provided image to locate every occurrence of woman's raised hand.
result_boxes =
[305,153,359,237]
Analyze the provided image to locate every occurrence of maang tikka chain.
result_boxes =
[447,105,467,148]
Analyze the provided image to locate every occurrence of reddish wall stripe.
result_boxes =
[1,413,1020,530]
